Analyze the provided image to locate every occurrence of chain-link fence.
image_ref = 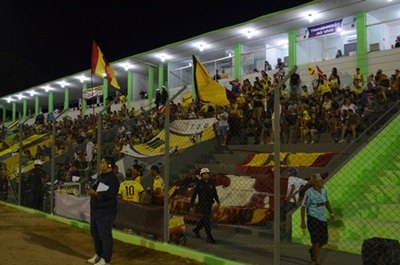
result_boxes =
[1,64,400,265]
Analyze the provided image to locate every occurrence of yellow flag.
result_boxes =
[193,55,229,106]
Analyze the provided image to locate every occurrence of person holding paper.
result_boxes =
[86,156,119,265]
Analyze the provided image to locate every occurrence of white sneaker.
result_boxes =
[94,258,107,265]
[87,254,99,264]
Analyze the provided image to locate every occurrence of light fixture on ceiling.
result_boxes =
[156,53,170,63]
[28,90,37,97]
[56,80,71,88]
[118,62,134,71]
[239,27,256,39]
[199,43,205,52]
[75,75,90,83]
[5,97,14,103]
[41,85,54,93]
[308,13,314,23]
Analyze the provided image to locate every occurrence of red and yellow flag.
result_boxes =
[91,40,120,89]
[316,65,324,78]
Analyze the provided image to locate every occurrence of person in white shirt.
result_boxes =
[282,168,309,221]
[86,138,95,169]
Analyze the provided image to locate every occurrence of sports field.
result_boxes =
[0,204,203,265]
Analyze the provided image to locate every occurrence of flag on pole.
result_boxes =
[307,64,316,79]
[316,65,324,78]
[192,55,230,106]
[91,40,120,89]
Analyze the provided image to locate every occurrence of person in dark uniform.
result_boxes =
[87,156,120,265]
[26,160,47,210]
[190,167,220,243]
[154,88,162,110]
[0,162,8,201]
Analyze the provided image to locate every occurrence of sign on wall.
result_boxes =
[297,16,356,40]
[83,85,103,99]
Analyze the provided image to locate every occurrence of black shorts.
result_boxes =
[307,215,328,246]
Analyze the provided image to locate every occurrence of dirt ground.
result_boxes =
[0,204,203,265]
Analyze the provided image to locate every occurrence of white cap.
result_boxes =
[200,168,210,175]
[34,159,43,166]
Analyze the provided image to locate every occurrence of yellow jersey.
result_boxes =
[118,180,144,202]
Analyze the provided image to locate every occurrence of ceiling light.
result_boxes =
[75,75,90,83]
[156,53,170,63]
[118,62,134,71]
[308,13,314,23]
[41,85,54,92]
[239,28,256,39]
[56,80,71,88]
[28,90,37,97]
[4,97,14,103]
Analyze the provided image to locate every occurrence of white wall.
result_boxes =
[297,38,324,65]
[367,47,400,75]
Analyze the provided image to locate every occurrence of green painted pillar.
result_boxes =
[12,102,16,122]
[127,71,133,110]
[23,99,27,120]
[103,79,109,107]
[64,87,70,110]
[48,91,54,113]
[158,64,164,90]
[234,43,242,79]
[82,82,87,115]
[191,62,196,100]
[2,106,6,123]
[35,95,40,115]
[288,29,297,68]
[148,66,155,106]
[356,12,368,80]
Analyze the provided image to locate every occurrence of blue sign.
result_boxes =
[304,19,343,39]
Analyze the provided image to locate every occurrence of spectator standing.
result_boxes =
[394,36,400,48]
[300,173,336,265]
[26,159,48,210]
[190,168,220,243]
[160,86,168,106]
[213,69,221,81]
[220,69,229,79]
[283,168,309,219]
[0,162,8,201]
[154,88,162,110]
[87,156,120,265]
[118,168,144,203]
[215,107,229,146]
[150,165,164,202]
[289,69,301,95]
[86,138,95,169]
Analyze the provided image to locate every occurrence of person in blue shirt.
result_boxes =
[300,173,336,265]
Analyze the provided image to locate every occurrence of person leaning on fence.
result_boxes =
[300,173,336,265]
[86,156,120,265]
[282,168,308,221]
[190,168,220,244]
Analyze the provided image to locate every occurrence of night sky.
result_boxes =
[0,0,311,97]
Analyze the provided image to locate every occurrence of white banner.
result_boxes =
[169,118,216,136]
